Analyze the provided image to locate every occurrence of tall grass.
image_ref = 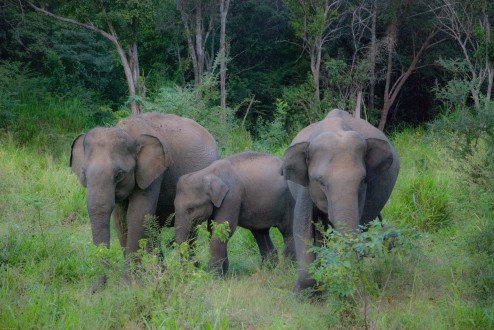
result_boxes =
[1,93,494,328]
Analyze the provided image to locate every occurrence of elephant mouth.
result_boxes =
[313,207,332,228]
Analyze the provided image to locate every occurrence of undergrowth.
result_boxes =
[1,91,493,328]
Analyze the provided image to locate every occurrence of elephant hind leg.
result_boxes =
[251,228,278,265]
[281,235,295,261]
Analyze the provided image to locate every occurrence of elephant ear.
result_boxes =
[136,134,173,190]
[365,138,394,178]
[202,175,229,208]
[282,142,310,186]
[70,134,87,187]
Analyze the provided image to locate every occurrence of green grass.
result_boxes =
[1,97,494,329]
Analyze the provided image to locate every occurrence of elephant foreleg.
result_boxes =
[209,196,240,275]
[125,177,162,258]
[209,237,229,275]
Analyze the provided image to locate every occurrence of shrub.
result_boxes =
[308,221,407,327]
[254,98,289,152]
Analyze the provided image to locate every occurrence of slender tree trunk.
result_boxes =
[178,2,199,86]
[484,11,492,107]
[368,6,377,112]
[194,0,204,87]
[379,18,398,131]
[310,41,322,102]
[112,37,140,115]
[219,0,230,115]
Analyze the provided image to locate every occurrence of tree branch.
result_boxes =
[27,2,115,43]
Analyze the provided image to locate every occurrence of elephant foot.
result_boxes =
[90,274,108,294]
[293,280,325,301]
[209,257,229,276]
[383,231,400,251]
[260,251,279,270]
[119,272,133,286]
[293,277,317,294]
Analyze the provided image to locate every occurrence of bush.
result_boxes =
[254,98,289,152]
[429,103,494,189]
[308,221,407,326]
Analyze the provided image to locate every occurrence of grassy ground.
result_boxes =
[1,97,493,329]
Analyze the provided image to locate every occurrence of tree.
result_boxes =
[285,0,344,102]
[27,0,157,114]
[219,0,230,112]
[377,0,442,130]
[177,0,217,88]
[434,0,494,111]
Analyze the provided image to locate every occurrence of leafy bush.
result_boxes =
[309,221,406,326]
[254,98,289,151]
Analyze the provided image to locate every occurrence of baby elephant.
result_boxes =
[174,151,295,274]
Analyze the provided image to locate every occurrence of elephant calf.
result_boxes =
[174,151,295,274]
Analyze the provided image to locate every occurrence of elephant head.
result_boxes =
[283,131,394,233]
[70,127,172,248]
[174,173,229,244]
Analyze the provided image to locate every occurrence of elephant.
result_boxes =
[70,112,219,285]
[282,109,400,293]
[174,151,295,275]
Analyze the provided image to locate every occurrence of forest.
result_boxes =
[0,0,493,328]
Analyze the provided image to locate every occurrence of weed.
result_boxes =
[210,221,231,243]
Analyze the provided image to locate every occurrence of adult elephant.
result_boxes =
[70,112,219,285]
[174,152,295,275]
[282,109,400,293]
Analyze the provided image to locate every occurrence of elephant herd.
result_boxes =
[70,109,400,293]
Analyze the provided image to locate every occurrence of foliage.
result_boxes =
[2,1,494,327]
[395,174,451,231]
[309,221,404,300]
[1,104,494,327]
[0,67,109,158]
[254,98,289,151]
[210,221,231,243]
[144,71,254,155]
[429,104,494,189]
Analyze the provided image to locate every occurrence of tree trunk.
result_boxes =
[113,38,141,115]
[368,6,377,112]
[379,17,398,131]
[310,41,322,103]
[219,0,230,120]
[195,0,204,87]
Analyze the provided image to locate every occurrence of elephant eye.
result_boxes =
[115,170,126,182]
[314,176,325,187]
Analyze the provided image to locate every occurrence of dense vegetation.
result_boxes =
[1,0,494,329]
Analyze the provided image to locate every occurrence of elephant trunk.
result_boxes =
[175,214,193,245]
[86,181,115,248]
[328,193,360,235]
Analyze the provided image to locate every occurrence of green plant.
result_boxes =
[211,221,231,243]
[309,221,405,326]
[397,175,451,231]
[254,98,289,152]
